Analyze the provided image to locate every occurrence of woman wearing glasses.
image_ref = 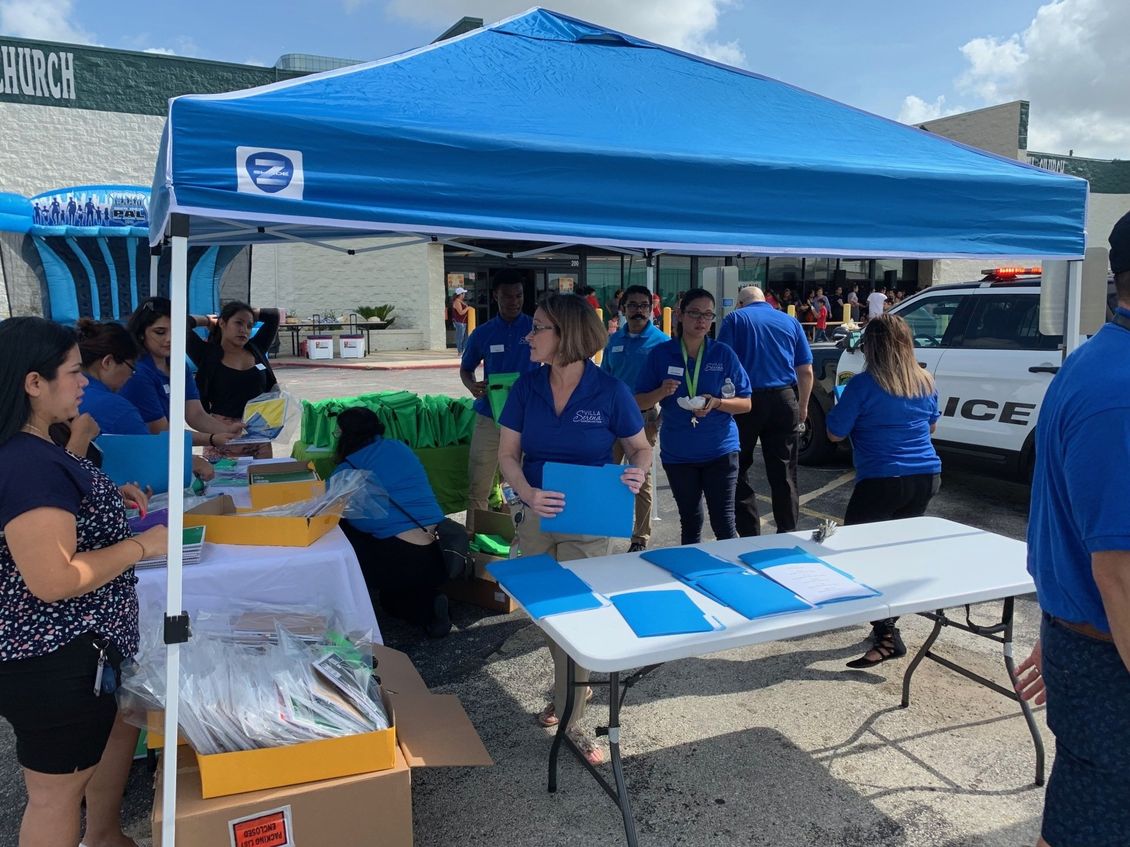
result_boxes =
[826,314,941,669]
[498,293,652,765]
[635,288,751,544]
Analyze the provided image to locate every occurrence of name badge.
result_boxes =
[163,384,171,395]
[667,366,685,377]
[255,363,267,371]
[490,344,505,353]
[612,345,624,353]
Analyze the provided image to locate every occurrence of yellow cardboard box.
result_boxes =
[246,459,326,509]
[184,495,339,547]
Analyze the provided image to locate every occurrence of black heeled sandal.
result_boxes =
[846,627,906,669]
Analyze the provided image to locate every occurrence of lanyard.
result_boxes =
[681,338,705,398]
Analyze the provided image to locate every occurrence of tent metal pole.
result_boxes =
[161,213,192,846]
[1063,259,1084,356]
[148,246,161,297]
[646,257,660,524]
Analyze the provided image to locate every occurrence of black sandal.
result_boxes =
[846,627,906,669]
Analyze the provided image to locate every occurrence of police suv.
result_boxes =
[801,269,1075,479]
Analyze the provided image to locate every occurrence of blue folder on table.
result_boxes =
[539,462,634,538]
[694,571,812,619]
[487,554,604,619]
[640,547,745,582]
[610,590,716,637]
[738,546,826,570]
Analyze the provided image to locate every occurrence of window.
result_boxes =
[959,294,1061,351]
[896,295,966,348]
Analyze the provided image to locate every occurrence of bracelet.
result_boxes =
[209,433,216,447]
[125,536,146,562]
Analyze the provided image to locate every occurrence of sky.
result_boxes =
[1,0,1126,159]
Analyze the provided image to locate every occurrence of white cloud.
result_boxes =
[898,95,966,125]
[906,0,1130,159]
[0,0,95,44]
[143,47,176,56]
[383,0,746,66]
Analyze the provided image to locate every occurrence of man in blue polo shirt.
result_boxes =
[460,270,538,533]
[601,284,669,551]
[717,285,813,535]
[1014,212,1130,847]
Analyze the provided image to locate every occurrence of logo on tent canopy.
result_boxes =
[236,146,304,200]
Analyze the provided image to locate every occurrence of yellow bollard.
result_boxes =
[842,303,851,323]
[594,308,604,364]
[467,305,477,335]
[662,306,672,336]
[787,304,797,318]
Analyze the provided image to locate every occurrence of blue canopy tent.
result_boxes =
[147,8,1088,841]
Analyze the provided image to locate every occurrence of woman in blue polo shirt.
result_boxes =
[636,288,751,545]
[826,314,941,669]
[120,297,240,451]
[498,293,652,766]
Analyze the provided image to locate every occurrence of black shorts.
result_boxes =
[0,632,119,774]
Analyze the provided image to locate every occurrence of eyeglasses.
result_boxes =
[623,301,652,311]
[529,323,557,335]
[124,361,136,373]
[684,310,716,322]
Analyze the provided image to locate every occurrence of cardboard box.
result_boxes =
[339,334,366,358]
[246,459,326,510]
[184,495,339,547]
[444,509,518,613]
[152,644,491,845]
[306,335,334,360]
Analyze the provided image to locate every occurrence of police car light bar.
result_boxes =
[981,266,1042,279]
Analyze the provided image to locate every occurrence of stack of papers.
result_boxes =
[134,526,206,569]
[738,546,880,605]
[487,554,604,619]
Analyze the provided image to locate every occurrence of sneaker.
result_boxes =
[536,687,593,727]
[566,729,604,766]
[627,542,647,553]
[426,594,452,639]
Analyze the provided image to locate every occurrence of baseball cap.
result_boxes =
[1109,210,1130,274]
[454,286,467,295]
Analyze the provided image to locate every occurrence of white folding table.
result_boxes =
[495,517,1042,847]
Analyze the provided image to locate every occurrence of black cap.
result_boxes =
[1110,210,1130,274]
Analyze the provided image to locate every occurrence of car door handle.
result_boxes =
[1028,365,1060,374]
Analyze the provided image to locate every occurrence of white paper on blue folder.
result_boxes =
[758,561,879,605]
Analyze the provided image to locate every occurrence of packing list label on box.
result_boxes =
[229,805,294,847]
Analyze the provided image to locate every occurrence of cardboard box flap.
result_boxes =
[471,509,515,541]
[371,644,428,695]
[389,692,492,768]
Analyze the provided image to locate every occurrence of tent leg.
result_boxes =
[645,261,660,524]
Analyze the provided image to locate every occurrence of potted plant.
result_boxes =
[355,304,396,328]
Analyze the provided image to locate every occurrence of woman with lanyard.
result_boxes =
[120,297,241,453]
[498,293,652,766]
[187,301,280,460]
[635,288,752,544]
[0,317,167,847]
[826,314,941,668]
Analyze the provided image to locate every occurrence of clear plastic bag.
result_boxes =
[227,389,300,445]
[243,469,387,520]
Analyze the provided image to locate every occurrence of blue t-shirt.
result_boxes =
[79,376,149,435]
[460,314,539,417]
[717,302,812,388]
[118,354,200,424]
[601,322,670,396]
[1028,315,1130,632]
[826,371,941,480]
[333,438,444,539]
[635,338,751,464]
[499,360,644,489]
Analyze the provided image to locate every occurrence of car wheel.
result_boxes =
[798,400,836,466]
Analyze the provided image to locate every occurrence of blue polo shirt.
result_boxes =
[461,313,539,417]
[118,354,200,425]
[717,302,812,388]
[826,372,941,480]
[601,322,670,394]
[333,438,444,539]
[1028,314,1130,633]
[635,339,751,464]
[79,376,149,435]
[499,360,644,489]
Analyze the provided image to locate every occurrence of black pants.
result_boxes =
[735,387,800,536]
[341,520,447,628]
[844,472,941,631]
[663,452,739,545]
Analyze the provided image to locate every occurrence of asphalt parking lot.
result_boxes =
[0,362,1045,846]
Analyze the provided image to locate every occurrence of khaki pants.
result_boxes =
[466,413,501,534]
[516,510,610,729]
[611,407,660,547]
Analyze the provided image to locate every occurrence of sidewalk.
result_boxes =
[272,348,462,371]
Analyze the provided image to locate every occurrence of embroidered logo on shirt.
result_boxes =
[704,362,723,372]
[573,409,605,425]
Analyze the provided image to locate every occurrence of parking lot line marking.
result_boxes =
[799,471,856,506]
